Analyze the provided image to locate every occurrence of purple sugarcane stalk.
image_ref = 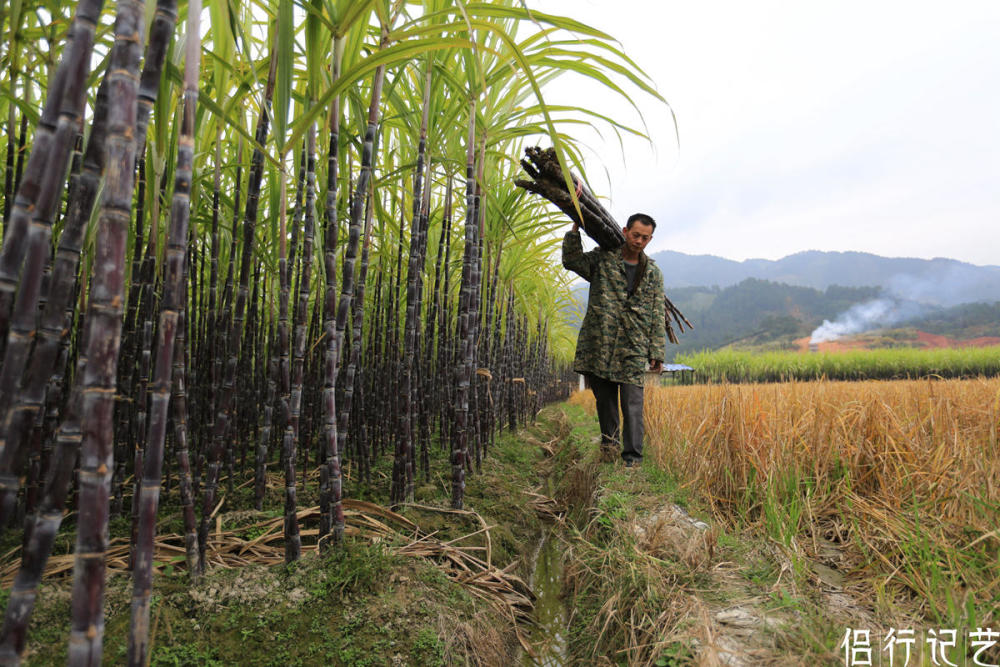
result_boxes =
[0,75,109,533]
[0,14,74,362]
[200,45,277,574]
[324,39,387,541]
[318,34,342,545]
[66,2,146,663]
[0,2,102,426]
[126,2,198,660]
[170,309,199,579]
[451,97,477,510]
[392,62,431,506]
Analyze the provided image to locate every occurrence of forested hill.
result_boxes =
[664,280,879,354]
[567,277,1000,358]
[666,280,1000,356]
[649,249,1000,305]
[568,279,880,351]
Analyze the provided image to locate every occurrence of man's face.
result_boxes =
[623,221,654,254]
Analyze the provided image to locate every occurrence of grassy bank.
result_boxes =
[560,396,846,665]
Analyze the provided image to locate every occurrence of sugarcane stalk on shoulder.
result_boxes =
[516,146,693,344]
[514,146,624,251]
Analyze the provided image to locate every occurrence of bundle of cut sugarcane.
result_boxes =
[515,146,625,250]
[516,146,693,345]
[664,297,693,345]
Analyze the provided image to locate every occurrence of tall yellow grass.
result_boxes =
[570,378,1000,624]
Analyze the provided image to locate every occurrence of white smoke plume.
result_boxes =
[809,296,926,344]
[806,265,993,345]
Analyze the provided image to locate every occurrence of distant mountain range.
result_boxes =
[648,249,1000,306]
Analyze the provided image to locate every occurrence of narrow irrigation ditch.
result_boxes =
[523,526,570,665]
[520,451,577,666]
[511,402,884,666]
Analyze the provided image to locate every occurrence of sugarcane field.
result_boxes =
[0,1,998,666]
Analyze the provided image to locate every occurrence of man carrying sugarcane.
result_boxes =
[562,213,667,467]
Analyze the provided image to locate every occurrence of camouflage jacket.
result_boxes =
[562,230,666,386]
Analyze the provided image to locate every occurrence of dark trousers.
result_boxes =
[588,374,644,462]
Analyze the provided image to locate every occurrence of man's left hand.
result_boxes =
[649,359,663,373]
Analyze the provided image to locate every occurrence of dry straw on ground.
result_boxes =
[0,498,536,649]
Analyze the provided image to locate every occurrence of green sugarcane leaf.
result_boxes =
[285,37,478,153]
[208,0,237,98]
[372,0,390,32]
[301,0,335,33]
[331,0,376,37]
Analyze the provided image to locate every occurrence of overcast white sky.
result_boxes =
[535,1,1000,267]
